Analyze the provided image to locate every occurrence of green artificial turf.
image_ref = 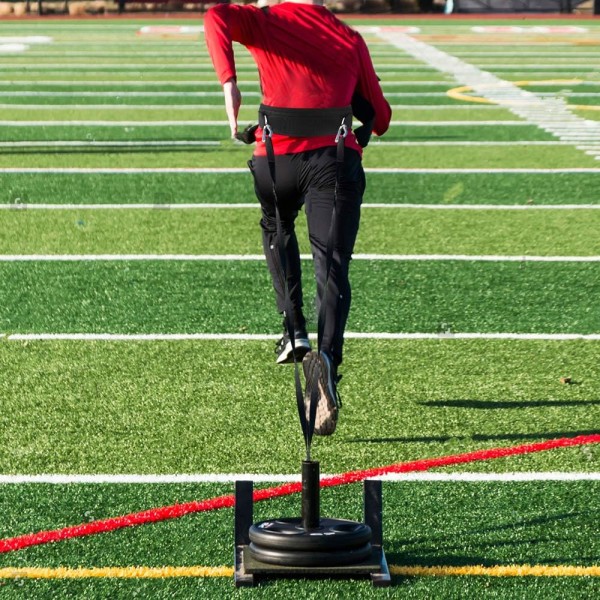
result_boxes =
[0,124,553,144]
[1,16,599,599]
[0,338,598,474]
[1,260,599,335]
[0,107,266,124]
[2,207,600,256]
[365,172,600,204]
[0,107,519,123]
[0,482,598,598]
[0,144,595,168]
[1,172,599,205]
[0,481,599,600]
[0,95,236,106]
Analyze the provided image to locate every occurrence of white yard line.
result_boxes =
[0,91,454,98]
[0,120,230,126]
[30,40,202,44]
[0,203,263,209]
[7,333,284,342]
[489,64,600,69]
[2,203,598,210]
[359,203,600,209]
[0,62,426,68]
[435,42,574,46]
[1,168,599,174]
[0,120,530,126]
[0,79,450,87]
[0,254,599,262]
[2,203,597,210]
[0,168,250,174]
[0,91,262,98]
[0,80,259,87]
[4,90,596,98]
[344,332,600,340]
[538,92,600,97]
[0,104,229,110]
[0,104,505,111]
[0,472,598,484]
[379,472,600,482]
[364,168,600,173]
[0,64,258,70]
[0,64,425,71]
[375,30,600,161]
[6,333,600,342]
[371,141,569,146]
[0,254,266,261]
[0,141,220,148]
[0,36,52,43]
[0,141,565,149]
[452,52,600,57]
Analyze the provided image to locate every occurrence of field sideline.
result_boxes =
[0,12,599,599]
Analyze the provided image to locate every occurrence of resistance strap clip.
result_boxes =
[262,116,273,143]
[335,119,349,143]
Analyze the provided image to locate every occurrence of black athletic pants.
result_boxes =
[249,145,365,367]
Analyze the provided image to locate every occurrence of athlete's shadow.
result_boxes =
[418,398,595,409]
[346,429,600,444]
[385,508,600,567]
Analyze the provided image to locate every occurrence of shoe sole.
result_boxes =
[276,338,311,364]
[302,351,338,436]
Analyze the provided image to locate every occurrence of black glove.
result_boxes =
[234,123,258,145]
[351,93,375,148]
[353,123,373,148]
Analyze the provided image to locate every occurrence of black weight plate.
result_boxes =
[248,541,373,567]
[249,517,371,551]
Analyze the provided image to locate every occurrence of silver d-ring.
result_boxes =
[335,123,348,143]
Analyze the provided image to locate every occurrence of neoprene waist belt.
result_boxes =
[258,104,352,137]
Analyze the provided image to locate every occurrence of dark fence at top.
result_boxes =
[453,0,588,12]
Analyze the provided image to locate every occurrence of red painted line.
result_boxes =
[0,434,598,554]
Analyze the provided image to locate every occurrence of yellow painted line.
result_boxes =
[572,104,600,112]
[0,566,234,579]
[1,564,599,579]
[447,85,495,105]
[511,79,583,87]
[447,79,600,111]
[390,565,600,577]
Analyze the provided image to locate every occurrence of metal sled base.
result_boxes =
[234,478,391,587]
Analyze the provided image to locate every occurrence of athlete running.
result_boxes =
[205,0,391,435]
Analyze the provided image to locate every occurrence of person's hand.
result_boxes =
[223,78,242,138]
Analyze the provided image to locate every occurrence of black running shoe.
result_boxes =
[275,330,311,364]
[302,350,341,436]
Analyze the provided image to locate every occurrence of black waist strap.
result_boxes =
[258,104,352,138]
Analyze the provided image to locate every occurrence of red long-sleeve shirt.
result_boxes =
[204,2,391,156]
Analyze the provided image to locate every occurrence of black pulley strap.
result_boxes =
[261,110,347,457]
[316,122,347,353]
[263,121,319,457]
